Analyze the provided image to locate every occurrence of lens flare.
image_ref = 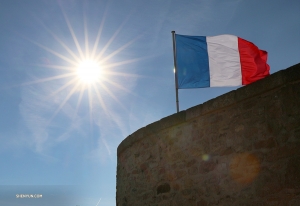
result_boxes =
[202,154,210,161]
[230,153,260,185]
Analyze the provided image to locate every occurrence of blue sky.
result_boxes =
[0,0,299,205]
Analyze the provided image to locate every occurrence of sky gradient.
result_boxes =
[0,0,299,205]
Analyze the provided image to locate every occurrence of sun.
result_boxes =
[25,5,143,129]
[76,59,102,84]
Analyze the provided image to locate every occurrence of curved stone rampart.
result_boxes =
[117,63,300,206]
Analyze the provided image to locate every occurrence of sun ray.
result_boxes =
[101,57,146,70]
[88,86,93,118]
[21,73,76,86]
[95,14,131,61]
[48,78,79,98]
[91,84,109,115]
[27,38,78,66]
[33,16,81,62]
[34,64,74,71]
[92,83,129,123]
[83,11,89,59]
[95,83,131,144]
[100,77,137,97]
[104,70,165,82]
[104,107,129,140]
[88,86,94,137]
[72,85,85,120]
[91,3,109,59]
[59,2,85,60]
[47,81,82,125]
[104,71,144,78]
[100,34,143,64]
[97,82,129,112]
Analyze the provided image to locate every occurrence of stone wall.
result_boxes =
[117,63,300,206]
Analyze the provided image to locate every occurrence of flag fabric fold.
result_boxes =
[175,34,270,89]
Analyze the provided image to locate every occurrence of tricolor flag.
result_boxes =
[174,34,270,89]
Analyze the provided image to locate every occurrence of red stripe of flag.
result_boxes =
[238,37,270,85]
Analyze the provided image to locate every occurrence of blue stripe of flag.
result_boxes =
[175,34,210,89]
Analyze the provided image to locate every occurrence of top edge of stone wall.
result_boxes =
[117,63,300,156]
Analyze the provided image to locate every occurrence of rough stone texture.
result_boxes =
[117,63,300,206]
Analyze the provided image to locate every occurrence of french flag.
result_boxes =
[175,34,270,89]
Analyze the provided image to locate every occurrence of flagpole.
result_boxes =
[171,31,179,113]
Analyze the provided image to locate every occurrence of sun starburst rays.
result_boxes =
[48,81,82,125]
[29,39,78,66]
[21,73,76,86]
[34,16,80,62]
[91,8,107,60]
[83,12,90,59]
[73,86,85,120]
[59,3,85,60]
[94,14,130,62]
[49,78,79,98]
[23,3,143,134]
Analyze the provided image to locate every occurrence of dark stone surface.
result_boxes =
[117,63,300,206]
